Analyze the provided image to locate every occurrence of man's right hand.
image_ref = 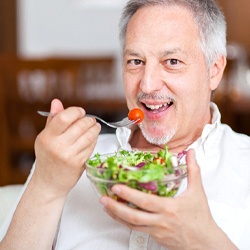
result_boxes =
[0,99,101,250]
[34,98,101,199]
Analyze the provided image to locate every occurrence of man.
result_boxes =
[1,0,250,249]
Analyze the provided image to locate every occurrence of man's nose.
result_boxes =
[139,63,163,94]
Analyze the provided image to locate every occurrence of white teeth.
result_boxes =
[145,104,163,110]
[145,103,170,110]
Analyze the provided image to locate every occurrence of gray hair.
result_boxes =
[119,0,227,67]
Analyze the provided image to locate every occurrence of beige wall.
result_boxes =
[0,0,249,57]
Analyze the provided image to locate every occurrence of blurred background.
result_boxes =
[0,0,249,185]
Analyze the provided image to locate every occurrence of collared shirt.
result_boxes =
[1,103,250,250]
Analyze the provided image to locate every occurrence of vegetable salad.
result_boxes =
[86,146,187,198]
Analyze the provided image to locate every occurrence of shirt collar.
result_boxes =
[116,102,222,152]
[188,102,221,152]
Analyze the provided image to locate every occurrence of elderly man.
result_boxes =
[1,0,250,249]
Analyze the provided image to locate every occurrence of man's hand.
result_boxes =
[100,149,237,250]
[0,99,101,250]
[34,98,101,199]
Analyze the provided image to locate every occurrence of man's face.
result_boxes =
[122,5,219,148]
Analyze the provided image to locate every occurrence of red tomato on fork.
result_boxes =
[128,108,144,124]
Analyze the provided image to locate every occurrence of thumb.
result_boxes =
[186,149,203,192]
[46,98,64,125]
[50,98,64,114]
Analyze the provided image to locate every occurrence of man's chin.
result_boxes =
[140,126,175,146]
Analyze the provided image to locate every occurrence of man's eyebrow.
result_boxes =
[162,48,187,56]
[123,48,187,57]
[123,49,142,57]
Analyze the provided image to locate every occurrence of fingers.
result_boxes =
[41,115,101,167]
[71,120,101,158]
[46,99,87,137]
[100,195,159,227]
[101,185,170,213]
[57,115,100,145]
[37,99,102,166]
[47,106,87,136]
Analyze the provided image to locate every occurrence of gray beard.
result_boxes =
[139,121,176,146]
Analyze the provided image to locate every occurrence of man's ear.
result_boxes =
[209,55,227,91]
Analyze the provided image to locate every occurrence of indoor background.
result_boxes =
[0,0,250,185]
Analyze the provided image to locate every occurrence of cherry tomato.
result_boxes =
[128,108,144,124]
[154,157,165,164]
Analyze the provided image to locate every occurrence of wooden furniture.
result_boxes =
[213,57,250,136]
[0,56,128,185]
[214,93,250,136]
[0,0,17,54]
[0,55,249,186]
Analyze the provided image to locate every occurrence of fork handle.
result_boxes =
[37,111,118,128]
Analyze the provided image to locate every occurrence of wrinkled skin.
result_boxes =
[123,5,225,152]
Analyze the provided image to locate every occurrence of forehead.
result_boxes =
[125,5,201,53]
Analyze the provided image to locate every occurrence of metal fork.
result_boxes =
[37,111,137,128]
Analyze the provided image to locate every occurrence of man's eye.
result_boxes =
[166,59,180,65]
[128,59,143,66]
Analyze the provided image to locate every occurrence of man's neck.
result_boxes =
[129,127,199,154]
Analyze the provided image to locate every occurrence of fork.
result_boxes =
[37,111,138,128]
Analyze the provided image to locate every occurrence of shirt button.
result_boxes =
[137,236,144,244]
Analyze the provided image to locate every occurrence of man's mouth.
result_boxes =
[143,101,173,112]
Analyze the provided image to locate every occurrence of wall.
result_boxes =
[17,0,126,58]
[16,0,250,58]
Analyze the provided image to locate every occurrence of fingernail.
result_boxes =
[112,186,121,194]
[100,197,107,206]
[80,108,86,116]
[96,122,101,129]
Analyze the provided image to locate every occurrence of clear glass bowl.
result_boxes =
[85,151,187,203]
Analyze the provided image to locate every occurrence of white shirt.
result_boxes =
[1,103,250,250]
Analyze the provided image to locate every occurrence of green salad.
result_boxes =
[86,146,187,198]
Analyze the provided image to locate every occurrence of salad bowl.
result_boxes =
[85,147,187,205]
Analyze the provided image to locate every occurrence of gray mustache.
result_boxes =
[137,93,174,102]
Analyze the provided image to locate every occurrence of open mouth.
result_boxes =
[142,101,173,113]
